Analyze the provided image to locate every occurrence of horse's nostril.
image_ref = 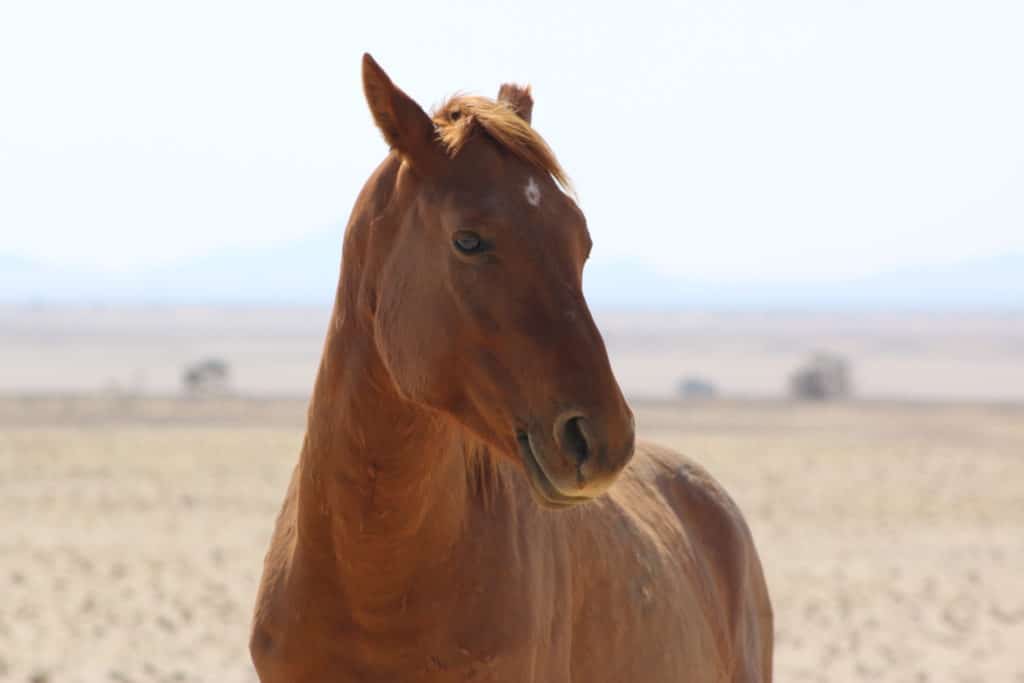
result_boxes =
[561,416,591,466]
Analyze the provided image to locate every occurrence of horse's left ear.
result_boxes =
[497,83,533,124]
[362,54,445,174]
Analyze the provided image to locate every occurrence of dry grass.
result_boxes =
[1,397,1022,682]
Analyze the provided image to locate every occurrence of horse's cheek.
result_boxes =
[373,283,450,404]
[372,288,419,397]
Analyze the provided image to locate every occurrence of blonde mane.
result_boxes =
[432,95,573,195]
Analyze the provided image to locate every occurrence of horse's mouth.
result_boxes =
[515,430,589,510]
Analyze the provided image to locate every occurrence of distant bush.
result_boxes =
[789,352,851,400]
[183,358,232,396]
[677,377,717,400]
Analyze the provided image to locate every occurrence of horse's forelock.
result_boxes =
[432,95,573,196]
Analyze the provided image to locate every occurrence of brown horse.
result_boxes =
[250,54,773,682]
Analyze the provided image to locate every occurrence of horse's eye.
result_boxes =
[453,231,483,254]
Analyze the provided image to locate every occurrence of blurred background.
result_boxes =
[1,1,1021,682]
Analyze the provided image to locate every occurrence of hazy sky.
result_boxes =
[1,0,1022,282]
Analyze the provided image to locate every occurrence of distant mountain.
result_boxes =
[2,232,1021,310]
[809,252,1023,309]
[585,252,1022,310]
[2,253,123,303]
[2,231,343,305]
[133,230,343,305]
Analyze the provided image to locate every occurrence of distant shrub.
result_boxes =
[183,358,232,396]
[677,377,717,400]
[789,352,851,400]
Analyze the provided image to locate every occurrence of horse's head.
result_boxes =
[357,54,634,508]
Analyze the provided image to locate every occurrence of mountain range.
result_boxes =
[2,231,1021,310]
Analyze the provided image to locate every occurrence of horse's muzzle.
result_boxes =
[515,410,635,509]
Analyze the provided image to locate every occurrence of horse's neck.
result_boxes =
[293,312,471,604]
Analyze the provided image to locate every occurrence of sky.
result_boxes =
[1,0,1022,284]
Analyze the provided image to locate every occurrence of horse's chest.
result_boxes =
[270,546,565,681]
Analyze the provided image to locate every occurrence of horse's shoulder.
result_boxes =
[626,440,757,579]
[626,440,773,679]
[631,441,743,516]
[250,464,303,675]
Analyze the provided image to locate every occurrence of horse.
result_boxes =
[250,54,773,682]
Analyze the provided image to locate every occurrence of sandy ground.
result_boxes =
[1,396,1022,682]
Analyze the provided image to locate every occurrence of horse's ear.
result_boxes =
[362,54,444,173]
[497,83,533,124]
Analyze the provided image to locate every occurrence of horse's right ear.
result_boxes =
[362,54,444,174]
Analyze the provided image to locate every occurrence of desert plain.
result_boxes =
[1,396,1022,682]
[1,306,1023,682]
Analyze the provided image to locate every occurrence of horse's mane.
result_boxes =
[432,94,573,195]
